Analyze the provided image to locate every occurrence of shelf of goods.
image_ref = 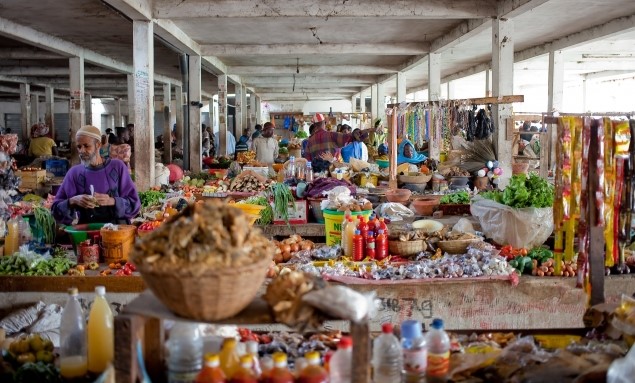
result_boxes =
[114,290,371,383]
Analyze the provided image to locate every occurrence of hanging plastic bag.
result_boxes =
[470,197,553,249]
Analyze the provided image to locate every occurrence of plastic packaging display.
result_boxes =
[372,323,402,383]
[59,288,87,379]
[166,322,203,383]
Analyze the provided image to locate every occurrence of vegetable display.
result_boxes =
[240,196,274,225]
[138,190,166,208]
[33,207,55,244]
[440,191,470,205]
[267,183,295,223]
[0,254,75,276]
[481,173,554,208]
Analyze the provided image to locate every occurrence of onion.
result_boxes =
[290,243,299,253]
[301,243,312,251]
[282,251,292,261]
[281,244,291,253]
[273,253,284,263]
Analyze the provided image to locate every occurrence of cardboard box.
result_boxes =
[16,170,47,189]
[271,199,308,224]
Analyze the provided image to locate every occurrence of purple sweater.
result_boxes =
[52,159,141,225]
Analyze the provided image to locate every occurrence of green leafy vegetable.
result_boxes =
[266,183,295,224]
[14,362,62,383]
[34,207,56,244]
[295,130,308,139]
[138,190,166,208]
[528,247,553,264]
[0,254,75,276]
[440,191,470,204]
[241,195,274,225]
[481,173,553,208]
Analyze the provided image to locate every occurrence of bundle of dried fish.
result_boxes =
[263,271,326,329]
[130,199,275,274]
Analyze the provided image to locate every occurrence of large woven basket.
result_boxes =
[437,239,481,254]
[389,240,426,256]
[398,173,432,184]
[136,255,272,321]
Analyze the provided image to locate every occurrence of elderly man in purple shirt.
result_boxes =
[52,125,140,225]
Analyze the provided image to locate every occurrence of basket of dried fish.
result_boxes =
[437,232,482,254]
[389,240,427,256]
[130,200,275,321]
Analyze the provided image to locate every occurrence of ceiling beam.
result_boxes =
[229,65,395,75]
[101,0,152,20]
[153,0,496,19]
[254,87,361,94]
[0,67,117,76]
[583,70,635,81]
[0,85,69,99]
[0,48,65,60]
[201,43,429,56]
[242,75,376,85]
[442,62,491,83]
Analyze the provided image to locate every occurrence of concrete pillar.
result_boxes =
[19,84,31,141]
[351,95,357,113]
[162,83,172,164]
[492,17,514,187]
[235,84,243,138]
[360,88,367,113]
[114,98,122,127]
[241,86,248,130]
[132,20,155,191]
[249,92,257,128]
[127,74,135,123]
[44,87,55,140]
[69,55,85,164]
[218,74,228,156]
[485,69,492,97]
[428,52,441,160]
[188,55,202,172]
[255,95,261,124]
[377,82,386,125]
[30,94,39,125]
[447,81,456,99]
[548,50,564,113]
[174,85,183,153]
[397,72,407,102]
[85,93,92,125]
[582,78,588,112]
[370,84,378,124]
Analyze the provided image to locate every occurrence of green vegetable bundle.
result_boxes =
[138,190,166,208]
[527,247,553,264]
[295,130,308,139]
[481,173,553,208]
[242,195,274,225]
[267,183,295,224]
[509,256,533,274]
[33,207,55,244]
[0,254,75,276]
[440,191,470,204]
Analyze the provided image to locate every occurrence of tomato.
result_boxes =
[126,262,137,272]
[115,269,126,276]
[123,268,132,276]
[520,248,528,256]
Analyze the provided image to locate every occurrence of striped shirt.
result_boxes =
[304,129,354,161]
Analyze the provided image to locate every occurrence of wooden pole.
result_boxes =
[389,107,398,188]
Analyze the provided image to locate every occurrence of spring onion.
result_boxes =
[34,206,56,244]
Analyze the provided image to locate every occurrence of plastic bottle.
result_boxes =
[4,217,19,256]
[286,156,296,180]
[353,230,364,261]
[166,321,203,383]
[401,320,427,383]
[340,212,350,252]
[18,217,32,245]
[59,287,88,379]
[375,230,388,261]
[305,161,314,183]
[378,217,389,236]
[357,216,369,243]
[262,352,294,383]
[245,341,261,378]
[330,336,353,383]
[260,357,273,381]
[345,217,355,257]
[323,351,333,373]
[196,354,226,383]
[372,323,402,383]
[229,355,258,383]
[219,338,241,379]
[366,231,376,260]
[297,351,328,383]
[426,318,451,382]
[87,286,114,375]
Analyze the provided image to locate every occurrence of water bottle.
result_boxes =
[305,161,314,183]
[59,287,87,379]
[401,320,427,383]
[286,156,296,180]
[18,217,32,245]
[166,321,204,383]
[426,318,451,382]
[329,336,353,383]
[372,323,402,383]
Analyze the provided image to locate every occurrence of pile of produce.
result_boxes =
[131,200,275,273]
[238,195,273,225]
[2,334,60,383]
[138,220,162,232]
[230,173,273,193]
[202,179,231,195]
[33,207,55,244]
[205,156,233,169]
[273,235,315,264]
[481,173,554,208]
[0,253,75,276]
[138,190,166,208]
[236,151,256,164]
[440,191,470,204]
[504,246,579,277]
[266,183,295,223]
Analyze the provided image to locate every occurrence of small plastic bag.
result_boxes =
[302,285,376,323]
[607,344,635,383]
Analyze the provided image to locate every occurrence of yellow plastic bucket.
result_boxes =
[323,209,373,246]
[359,174,379,187]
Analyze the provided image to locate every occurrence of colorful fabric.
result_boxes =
[100,144,111,159]
[51,159,140,225]
[397,139,426,165]
[109,144,131,164]
[28,137,56,156]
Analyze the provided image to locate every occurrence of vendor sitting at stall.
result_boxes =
[28,123,58,157]
[340,128,369,162]
[51,125,140,225]
[397,139,427,165]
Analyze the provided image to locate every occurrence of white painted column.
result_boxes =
[397,72,407,102]
[485,69,492,97]
[377,82,386,124]
[242,85,248,130]
[249,92,257,128]
[162,83,172,164]
[30,94,39,125]
[255,95,261,124]
[370,84,378,123]
[218,74,228,156]
[127,74,135,123]
[547,50,564,112]
[174,84,184,152]
[188,55,202,172]
[492,18,514,187]
[69,55,85,164]
[428,52,441,160]
[235,84,243,137]
[132,20,155,191]
[114,98,122,127]
[351,95,356,113]
[582,78,588,112]
[360,88,367,113]
[44,87,55,139]
[85,93,92,125]
[447,80,456,99]
[19,84,31,141]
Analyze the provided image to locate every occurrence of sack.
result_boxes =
[0,302,46,335]
[26,304,63,334]
[470,197,553,249]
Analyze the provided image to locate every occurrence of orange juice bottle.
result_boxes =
[196,354,227,383]
[262,352,294,383]
[229,355,258,383]
[219,338,240,379]
[4,217,18,256]
[345,217,355,257]
[87,286,114,375]
[297,351,328,383]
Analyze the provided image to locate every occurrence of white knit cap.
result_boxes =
[76,125,102,141]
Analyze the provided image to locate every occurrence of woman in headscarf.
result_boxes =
[397,139,426,165]
[340,128,368,162]
[28,123,58,157]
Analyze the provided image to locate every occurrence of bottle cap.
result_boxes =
[381,323,394,334]
[378,229,384,234]
[355,230,361,235]
[338,336,353,349]
[272,352,287,365]
[368,231,374,237]
[223,338,237,347]
[68,287,78,296]
[431,318,444,330]
[240,354,253,368]
[204,353,220,367]
[304,351,320,363]
[95,286,106,296]
[401,320,423,340]
[307,161,312,166]
[290,156,295,161]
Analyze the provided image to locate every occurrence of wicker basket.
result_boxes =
[389,240,427,256]
[437,239,481,254]
[136,255,272,321]
[398,173,432,184]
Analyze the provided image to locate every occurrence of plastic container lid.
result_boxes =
[95,286,106,296]
[240,354,253,367]
[401,320,422,340]
[378,229,385,234]
[431,318,444,330]
[305,351,320,363]
[204,353,220,367]
[68,287,78,296]
[338,336,353,349]
[272,352,287,366]
[381,323,394,334]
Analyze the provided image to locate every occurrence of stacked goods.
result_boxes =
[272,235,315,264]
[229,172,273,193]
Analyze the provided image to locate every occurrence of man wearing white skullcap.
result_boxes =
[51,125,140,224]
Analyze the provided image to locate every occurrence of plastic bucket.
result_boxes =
[323,209,373,246]
[100,225,137,263]
[63,223,107,255]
